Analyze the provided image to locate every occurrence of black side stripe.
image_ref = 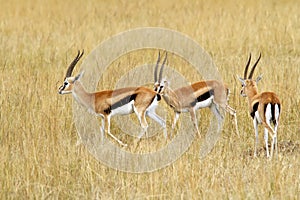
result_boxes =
[190,90,214,107]
[104,94,137,114]
[250,102,259,119]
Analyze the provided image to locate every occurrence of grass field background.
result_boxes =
[1,0,299,199]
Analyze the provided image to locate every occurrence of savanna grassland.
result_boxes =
[1,0,300,199]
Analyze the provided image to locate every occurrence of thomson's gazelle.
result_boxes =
[58,50,166,146]
[154,52,239,137]
[238,53,281,158]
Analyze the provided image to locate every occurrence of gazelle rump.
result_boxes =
[238,53,281,158]
[154,52,239,137]
[58,50,166,146]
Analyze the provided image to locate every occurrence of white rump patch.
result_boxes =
[265,103,272,122]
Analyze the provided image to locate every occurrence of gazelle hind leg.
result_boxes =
[253,118,259,157]
[263,103,277,158]
[274,104,280,157]
[264,127,270,158]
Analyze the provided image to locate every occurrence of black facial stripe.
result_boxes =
[59,84,66,90]
[157,87,162,93]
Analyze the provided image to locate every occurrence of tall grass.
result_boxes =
[0,0,299,199]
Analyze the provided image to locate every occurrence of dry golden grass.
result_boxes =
[1,0,299,199]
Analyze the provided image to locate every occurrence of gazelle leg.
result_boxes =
[264,127,270,158]
[211,103,223,131]
[262,121,276,158]
[226,105,240,137]
[274,104,280,157]
[253,118,259,157]
[146,111,166,128]
[100,116,105,143]
[146,111,167,138]
[105,115,127,147]
[133,108,149,149]
[170,112,181,139]
[189,108,200,137]
[134,108,148,139]
[274,123,278,157]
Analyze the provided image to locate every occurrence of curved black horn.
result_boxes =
[154,51,161,82]
[248,53,261,79]
[158,52,167,82]
[65,50,84,78]
[244,53,251,79]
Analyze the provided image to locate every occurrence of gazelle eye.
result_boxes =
[64,82,68,85]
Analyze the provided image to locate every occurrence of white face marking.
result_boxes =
[58,79,72,94]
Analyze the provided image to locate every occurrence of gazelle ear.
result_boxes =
[256,74,263,83]
[163,78,169,87]
[74,71,84,81]
[237,75,245,85]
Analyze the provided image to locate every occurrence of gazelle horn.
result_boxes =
[65,50,84,78]
[248,53,262,79]
[158,52,167,82]
[154,51,161,82]
[244,53,252,79]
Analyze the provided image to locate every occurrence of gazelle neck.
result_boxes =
[246,86,259,102]
[162,86,181,111]
[72,81,95,112]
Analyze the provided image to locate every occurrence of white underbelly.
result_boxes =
[111,101,134,116]
[194,96,214,110]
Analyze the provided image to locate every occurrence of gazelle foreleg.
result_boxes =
[210,103,224,131]
[168,112,180,139]
[146,111,167,138]
[134,108,149,139]
[133,107,149,149]
[104,115,127,147]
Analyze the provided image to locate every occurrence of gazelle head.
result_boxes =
[58,50,84,95]
[238,53,263,97]
[153,51,168,94]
